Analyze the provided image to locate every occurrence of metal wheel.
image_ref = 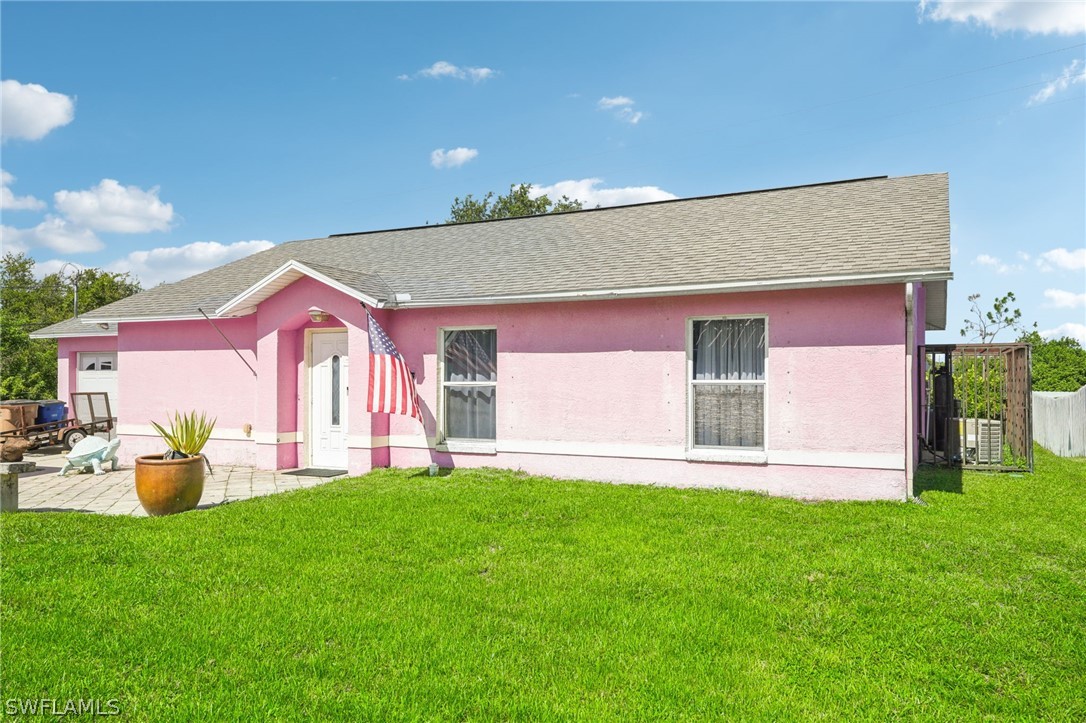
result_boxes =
[62,428,87,451]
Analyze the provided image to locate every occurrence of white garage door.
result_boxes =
[76,352,118,418]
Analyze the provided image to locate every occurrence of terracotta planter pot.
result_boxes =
[134,454,205,516]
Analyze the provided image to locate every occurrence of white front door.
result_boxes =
[309,332,349,469]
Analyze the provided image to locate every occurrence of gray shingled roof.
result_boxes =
[60,173,950,328]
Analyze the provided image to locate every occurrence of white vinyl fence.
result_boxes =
[1032,386,1086,458]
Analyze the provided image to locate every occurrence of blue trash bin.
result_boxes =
[35,400,67,429]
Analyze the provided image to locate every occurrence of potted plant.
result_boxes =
[134,411,216,516]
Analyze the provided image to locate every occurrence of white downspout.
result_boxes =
[904,282,916,500]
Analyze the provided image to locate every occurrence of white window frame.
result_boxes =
[436,325,498,454]
[686,315,769,464]
[78,352,117,372]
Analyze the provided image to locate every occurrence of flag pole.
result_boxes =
[197,308,257,377]
[360,301,425,427]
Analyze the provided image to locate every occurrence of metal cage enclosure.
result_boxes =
[921,343,1032,472]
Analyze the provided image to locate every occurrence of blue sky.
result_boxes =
[2,1,1083,344]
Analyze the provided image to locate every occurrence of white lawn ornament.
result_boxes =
[59,437,121,476]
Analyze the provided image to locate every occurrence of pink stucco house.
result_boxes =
[33,174,952,500]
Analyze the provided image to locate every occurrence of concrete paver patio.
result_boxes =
[13,446,347,516]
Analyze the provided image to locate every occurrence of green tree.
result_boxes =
[960,291,1036,343]
[448,183,584,223]
[0,253,141,400]
[1020,331,1086,392]
[1,254,60,399]
[72,267,143,315]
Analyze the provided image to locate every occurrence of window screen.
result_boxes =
[691,318,766,449]
[443,329,497,440]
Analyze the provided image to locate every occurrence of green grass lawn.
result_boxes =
[2,448,1084,720]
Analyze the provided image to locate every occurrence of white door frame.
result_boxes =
[304,328,349,468]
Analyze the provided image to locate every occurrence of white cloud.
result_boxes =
[1029,59,1085,105]
[598,96,635,109]
[1016,251,1031,261]
[0,226,29,255]
[918,1,1086,35]
[430,147,478,169]
[975,253,1023,274]
[1,216,103,254]
[107,239,275,287]
[529,178,678,208]
[1037,247,1086,272]
[0,80,75,141]
[1041,322,1086,344]
[598,95,645,124]
[403,61,496,82]
[0,169,45,211]
[466,67,495,82]
[2,176,178,256]
[419,61,461,79]
[54,179,174,233]
[1043,288,1086,308]
[598,96,645,124]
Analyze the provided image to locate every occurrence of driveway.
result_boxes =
[12,445,347,516]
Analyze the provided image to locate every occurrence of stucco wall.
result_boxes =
[110,278,911,500]
[57,336,119,407]
[115,317,259,465]
[115,276,377,470]
[381,284,909,499]
[251,276,374,470]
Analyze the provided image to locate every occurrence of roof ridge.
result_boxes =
[327,173,923,239]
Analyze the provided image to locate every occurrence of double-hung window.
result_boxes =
[690,317,767,450]
[441,328,497,441]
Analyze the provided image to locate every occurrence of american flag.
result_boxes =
[366,310,423,423]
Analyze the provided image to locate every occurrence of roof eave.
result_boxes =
[73,269,953,322]
[393,269,955,308]
[29,329,118,340]
[73,314,211,325]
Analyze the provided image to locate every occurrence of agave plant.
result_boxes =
[150,410,216,459]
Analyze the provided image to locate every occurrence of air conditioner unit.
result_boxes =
[952,418,1003,464]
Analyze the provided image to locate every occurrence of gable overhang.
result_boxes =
[214,260,382,317]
